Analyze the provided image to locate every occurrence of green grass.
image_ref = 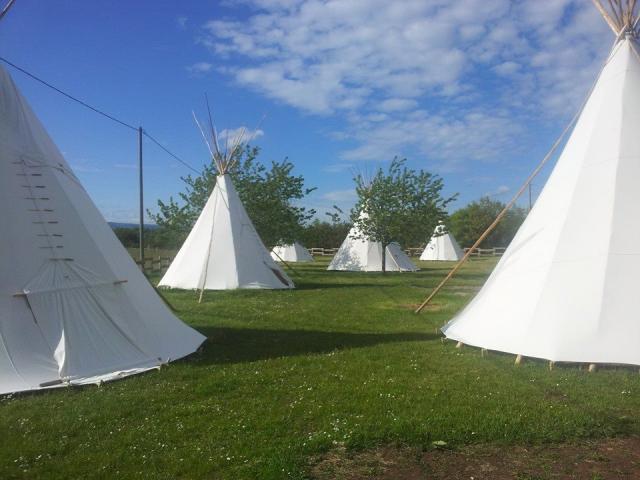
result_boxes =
[2,258,640,479]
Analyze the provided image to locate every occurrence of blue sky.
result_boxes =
[0,0,613,222]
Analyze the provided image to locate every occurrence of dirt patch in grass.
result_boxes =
[309,437,640,479]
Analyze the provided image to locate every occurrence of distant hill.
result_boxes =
[109,222,158,230]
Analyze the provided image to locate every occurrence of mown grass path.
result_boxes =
[2,258,640,479]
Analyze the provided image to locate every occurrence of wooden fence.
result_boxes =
[403,247,506,257]
[133,246,506,274]
[405,247,423,257]
[308,247,340,257]
[462,247,506,257]
[136,256,172,274]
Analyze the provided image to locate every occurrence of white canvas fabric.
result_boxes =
[328,217,418,272]
[443,37,640,365]
[160,174,293,290]
[271,242,313,262]
[421,224,464,261]
[0,66,205,394]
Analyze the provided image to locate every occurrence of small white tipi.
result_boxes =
[0,65,205,395]
[271,243,314,262]
[159,114,293,292]
[328,214,418,272]
[420,223,463,261]
[443,1,640,366]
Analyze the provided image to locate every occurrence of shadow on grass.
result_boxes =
[192,327,437,365]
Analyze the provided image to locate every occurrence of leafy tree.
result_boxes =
[300,223,351,249]
[113,227,139,248]
[149,146,316,249]
[296,206,351,249]
[111,226,190,250]
[449,196,527,249]
[352,157,456,273]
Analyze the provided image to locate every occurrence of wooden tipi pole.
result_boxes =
[415,33,618,314]
[414,121,574,314]
[271,249,302,278]
[0,0,16,22]
[593,0,622,34]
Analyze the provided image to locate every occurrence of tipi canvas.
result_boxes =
[0,65,205,394]
[421,224,463,261]
[443,1,640,366]
[159,115,293,291]
[328,217,418,272]
[271,242,314,262]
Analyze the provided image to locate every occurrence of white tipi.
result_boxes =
[443,1,640,366]
[271,242,314,262]
[328,213,418,272]
[420,223,463,261]
[159,114,293,292]
[0,65,205,394]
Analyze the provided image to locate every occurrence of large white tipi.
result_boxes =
[159,115,293,292]
[443,1,640,366]
[271,242,314,262]
[420,223,463,261]
[328,214,418,272]
[0,66,205,395]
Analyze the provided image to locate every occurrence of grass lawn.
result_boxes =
[2,257,640,479]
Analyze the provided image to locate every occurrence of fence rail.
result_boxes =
[462,247,506,257]
[133,246,506,274]
[308,247,340,256]
[136,256,172,274]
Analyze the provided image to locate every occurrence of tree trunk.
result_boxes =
[381,243,387,275]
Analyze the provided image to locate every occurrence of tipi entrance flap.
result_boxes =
[160,181,223,290]
[222,175,293,288]
[0,64,205,394]
[22,260,157,381]
[198,179,228,290]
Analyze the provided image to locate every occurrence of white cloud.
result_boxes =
[114,163,137,170]
[323,162,355,173]
[102,207,143,223]
[493,61,520,76]
[70,159,104,174]
[201,0,614,167]
[186,62,213,76]
[177,16,188,29]
[218,127,265,147]
[321,189,357,202]
[378,98,419,112]
[486,185,511,197]
[341,109,525,171]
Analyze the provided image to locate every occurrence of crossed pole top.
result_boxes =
[592,0,639,38]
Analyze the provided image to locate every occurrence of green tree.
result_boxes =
[353,157,456,273]
[149,146,316,249]
[112,227,139,248]
[449,196,527,249]
[297,206,351,249]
